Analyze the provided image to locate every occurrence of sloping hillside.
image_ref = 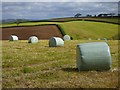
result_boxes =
[59,21,118,40]
[1,17,118,40]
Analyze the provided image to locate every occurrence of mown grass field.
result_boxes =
[59,21,118,39]
[2,40,119,88]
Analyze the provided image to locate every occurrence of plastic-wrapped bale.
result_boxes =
[63,35,71,41]
[103,38,107,40]
[97,38,101,40]
[76,42,112,71]
[28,36,38,43]
[9,35,18,41]
[88,38,92,40]
[49,37,64,47]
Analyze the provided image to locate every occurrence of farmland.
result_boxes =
[1,20,118,40]
[1,17,119,27]
[2,25,63,40]
[59,21,118,39]
[2,40,118,88]
[48,17,119,24]
[1,17,119,88]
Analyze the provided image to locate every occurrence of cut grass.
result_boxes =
[59,21,118,39]
[2,40,119,88]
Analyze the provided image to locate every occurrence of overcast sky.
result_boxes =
[2,2,118,20]
[1,0,120,2]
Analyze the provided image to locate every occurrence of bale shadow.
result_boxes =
[62,67,111,72]
[62,67,78,72]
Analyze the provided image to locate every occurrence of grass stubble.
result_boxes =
[2,40,119,88]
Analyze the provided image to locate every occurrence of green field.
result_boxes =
[59,21,118,39]
[2,40,118,88]
[49,17,118,23]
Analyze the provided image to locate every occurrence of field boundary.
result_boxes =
[28,17,119,25]
[1,17,119,28]
[28,19,119,25]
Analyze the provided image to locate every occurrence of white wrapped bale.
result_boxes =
[97,38,101,40]
[103,38,107,40]
[49,37,64,47]
[88,38,92,40]
[63,35,71,41]
[28,36,38,43]
[76,42,112,71]
[9,35,18,41]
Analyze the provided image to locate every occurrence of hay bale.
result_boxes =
[101,38,107,40]
[88,38,92,40]
[97,38,101,40]
[103,38,107,40]
[63,35,71,41]
[76,42,112,71]
[49,37,64,47]
[28,36,38,43]
[9,35,18,41]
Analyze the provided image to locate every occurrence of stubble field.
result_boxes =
[2,40,119,88]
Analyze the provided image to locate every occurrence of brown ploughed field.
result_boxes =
[2,25,63,40]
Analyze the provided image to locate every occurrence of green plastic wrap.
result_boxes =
[49,37,64,47]
[63,35,71,41]
[76,42,112,71]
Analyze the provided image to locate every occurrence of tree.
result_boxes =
[74,13,82,18]
[15,19,22,26]
[98,14,102,17]
[94,15,97,17]
[109,13,115,17]
[86,14,92,17]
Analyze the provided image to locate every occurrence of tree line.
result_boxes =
[74,13,117,18]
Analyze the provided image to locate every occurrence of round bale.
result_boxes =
[28,36,38,43]
[9,35,18,41]
[76,42,112,71]
[88,38,92,40]
[103,38,107,40]
[49,37,64,47]
[63,35,71,41]
[97,38,101,40]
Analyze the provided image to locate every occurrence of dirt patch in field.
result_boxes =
[2,25,63,40]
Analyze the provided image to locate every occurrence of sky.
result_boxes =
[1,0,120,2]
[1,2,119,20]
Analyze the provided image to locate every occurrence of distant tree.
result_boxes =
[98,14,102,17]
[94,15,97,17]
[15,19,22,26]
[86,14,92,17]
[98,14,108,17]
[109,13,115,17]
[98,13,115,17]
[74,13,82,18]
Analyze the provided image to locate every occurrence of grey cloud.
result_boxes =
[1,0,120,2]
[2,2,118,20]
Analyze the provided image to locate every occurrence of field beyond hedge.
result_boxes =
[59,21,118,39]
[2,40,119,88]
